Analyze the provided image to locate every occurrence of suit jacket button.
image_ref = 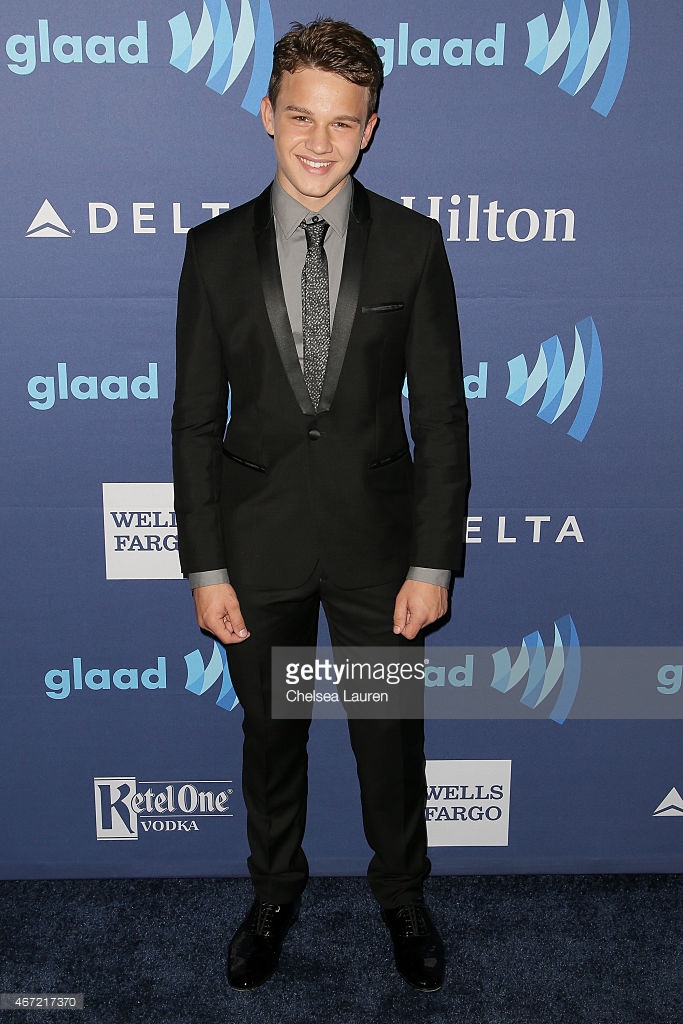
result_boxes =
[308,427,321,441]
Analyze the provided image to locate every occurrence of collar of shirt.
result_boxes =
[271,176,352,240]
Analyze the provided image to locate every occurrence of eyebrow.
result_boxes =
[283,105,362,124]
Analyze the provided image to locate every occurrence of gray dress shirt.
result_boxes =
[188,178,450,591]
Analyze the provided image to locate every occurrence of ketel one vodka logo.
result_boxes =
[93,777,233,840]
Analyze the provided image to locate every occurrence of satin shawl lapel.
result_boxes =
[253,180,371,416]
[318,179,371,414]
[253,186,315,415]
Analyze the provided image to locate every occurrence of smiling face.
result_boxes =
[260,67,378,211]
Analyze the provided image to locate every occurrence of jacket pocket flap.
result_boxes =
[222,449,266,472]
[368,447,410,470]
[361,302,405,314]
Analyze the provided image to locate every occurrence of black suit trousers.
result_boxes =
[225,568,430,909]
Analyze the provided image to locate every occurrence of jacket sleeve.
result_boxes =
[405,218,470,572]
[171,228,230,575]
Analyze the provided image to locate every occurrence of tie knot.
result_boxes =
[302,217,328,249]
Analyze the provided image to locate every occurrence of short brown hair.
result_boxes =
[268,18,384,119]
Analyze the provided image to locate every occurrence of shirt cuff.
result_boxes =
[188,568,230,590]
[188,567,449,589]
[406,566,451,589]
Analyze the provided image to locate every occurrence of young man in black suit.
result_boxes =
[172,18,468,992]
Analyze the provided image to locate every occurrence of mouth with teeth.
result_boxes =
[297,156,334,170]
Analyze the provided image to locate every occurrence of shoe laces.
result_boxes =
[394,902,431,937]
[251,901,282,937]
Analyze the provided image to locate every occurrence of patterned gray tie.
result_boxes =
[301,216,330,410]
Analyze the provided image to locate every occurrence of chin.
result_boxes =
[301,177,345,200]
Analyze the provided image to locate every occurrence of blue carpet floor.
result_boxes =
[1,874,680,1024]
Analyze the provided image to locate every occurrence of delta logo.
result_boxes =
[652,788,683,818]
[24,197,231,239]
[26,200,73,239]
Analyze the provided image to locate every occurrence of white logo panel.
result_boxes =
[426,759,511,847]
[103,483,181,580]
[94,777,138,840]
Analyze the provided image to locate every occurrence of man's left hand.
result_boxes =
[392,580,448,640]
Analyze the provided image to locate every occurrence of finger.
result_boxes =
[224,599,249,639]
[401,613,423,640]
[393,594,408,635]
[199,614,235,645]
[194,607,245,645]
[222,626,249,645]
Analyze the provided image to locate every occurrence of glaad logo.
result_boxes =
[94,777,233,840]
[45,658,166,700]
[657,665,682,695]
[373,22,505,76]
[652,788,683,818]
[525,0,630,116]
[506,317,602,441]
[169,0,274,115]
[5,20,148,76]
[185,641,240,711]
[491,614,580,724]
[28,363,158,411]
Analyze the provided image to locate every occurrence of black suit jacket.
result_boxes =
[172,179,469,590]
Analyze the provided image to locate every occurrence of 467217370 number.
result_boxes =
[0,993,83,1010]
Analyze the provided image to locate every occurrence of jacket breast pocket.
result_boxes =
[361,302,405,314]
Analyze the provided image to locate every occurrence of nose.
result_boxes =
[306,123,333,154]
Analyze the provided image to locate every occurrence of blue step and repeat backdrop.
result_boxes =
[2,1,681,878]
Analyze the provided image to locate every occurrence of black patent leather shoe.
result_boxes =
[381,901,445,992]
[226,897,300,989]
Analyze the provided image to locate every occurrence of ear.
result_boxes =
[360,112,378,150]
[260,96,275,137]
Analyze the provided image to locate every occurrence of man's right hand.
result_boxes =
[192,583,250,645]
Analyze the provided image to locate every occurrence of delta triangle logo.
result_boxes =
[26,199,72,238]
[652,787,683,817]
